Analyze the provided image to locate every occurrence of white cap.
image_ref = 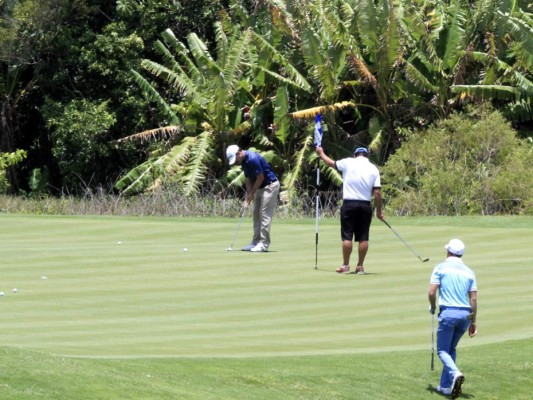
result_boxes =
[226,145,239,165]
[445,239,465,256]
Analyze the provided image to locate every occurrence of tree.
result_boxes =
[42,99,116,191]
[116,19,311,197]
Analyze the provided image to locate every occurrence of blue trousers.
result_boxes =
[437,308,471,388]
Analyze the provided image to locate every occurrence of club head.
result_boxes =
[423,258,430,262]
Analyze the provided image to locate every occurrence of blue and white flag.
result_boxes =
[314,114,323,147]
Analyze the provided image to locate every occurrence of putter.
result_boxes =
[431,312,435,371]
[382,219,430,262]
[226,205,247,251]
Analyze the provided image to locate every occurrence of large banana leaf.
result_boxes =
[273,85,290,146]
[130,70,180,125]
[181,131,214,196]
[281,134,313,202]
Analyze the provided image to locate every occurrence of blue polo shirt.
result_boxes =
[242,151,277,188]
[430,256,477,309]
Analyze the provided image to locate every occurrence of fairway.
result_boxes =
[0,214,532,399]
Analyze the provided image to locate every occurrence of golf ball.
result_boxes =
[0,292,4,296]
[12,288,17,293]
[226,247,232,251]
[183,248,188,252]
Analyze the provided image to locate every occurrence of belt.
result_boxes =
[260,179,278,189]
[440,306,471,311]
[343,199,371,204]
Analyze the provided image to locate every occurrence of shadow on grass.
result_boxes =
[313,268,379,275]
[426,384,475,399]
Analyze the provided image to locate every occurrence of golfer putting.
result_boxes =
[315,145,383,274]
[428,239,478,399]
[226,145,280,252]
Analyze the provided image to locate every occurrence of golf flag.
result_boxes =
[314,114,323,147]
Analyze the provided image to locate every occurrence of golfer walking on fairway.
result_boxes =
[315,146,383,274]
[226,145,280,252]
[428,239,478,399]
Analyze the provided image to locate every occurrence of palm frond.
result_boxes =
[468,51,533,92]
[250,31,312,92]
[377,0,403,75]
[273,85,290,145]
[160,29,202,80]
[441,0,467,70]
[347,51,377,87]
[114,159,161,195]
[451,84,523,101]
[501,98,533,122]
[281,134,313,201]
[289,101,355,119]
[130,69,180,125]
[222,29,251,94]
[160,140,191,176]
[319,154,342,186]
[355,0,380,53]
[187,33,220,76]
[501,11,533,69]
[181,131,214,196]
[403,61,438,93]
[153,39,198,82]
[246,63,312,92]
[140,60,202,101]
[214,22,229,65]
[115,126,181,144]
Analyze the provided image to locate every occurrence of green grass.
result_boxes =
[0,215,531,399]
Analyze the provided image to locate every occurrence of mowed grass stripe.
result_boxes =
[0,215,531,358]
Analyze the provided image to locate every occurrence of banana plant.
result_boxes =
[116,8,314,196]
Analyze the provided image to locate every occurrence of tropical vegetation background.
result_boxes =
[1,0,532,215]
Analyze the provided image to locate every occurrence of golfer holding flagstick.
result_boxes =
[315,143,383,274]
[428,239,478,399]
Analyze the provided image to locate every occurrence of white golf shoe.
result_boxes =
[250,243,268,252]
[241,243,256,251]
[436,385,452,395]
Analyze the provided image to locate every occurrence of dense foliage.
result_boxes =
[382,106,533,215]
[1,0,532,215]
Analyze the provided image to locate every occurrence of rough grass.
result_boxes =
[0,215,531,399]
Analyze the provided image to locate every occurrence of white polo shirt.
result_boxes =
[335,156,381,201]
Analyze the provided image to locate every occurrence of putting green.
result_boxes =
[0,214,531,358]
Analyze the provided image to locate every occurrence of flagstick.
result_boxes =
[313,113,322,270]
[315,160,320,270]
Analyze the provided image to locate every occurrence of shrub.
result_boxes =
[382,105,533,215]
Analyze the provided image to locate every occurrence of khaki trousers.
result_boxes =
[252,180,280,247]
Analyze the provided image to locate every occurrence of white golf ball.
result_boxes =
[12,288,17,293]
[226,248,232,251]
[117,241,122,245]
[0,292,4,296]
[183,248,188,252]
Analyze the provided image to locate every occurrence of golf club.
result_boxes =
[226,205,247,251]
[381,219,430,262]
[431,312,435,371]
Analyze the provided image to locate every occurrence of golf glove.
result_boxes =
[428,306,436,315]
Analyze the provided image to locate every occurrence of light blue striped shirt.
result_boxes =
[430,256,477,308]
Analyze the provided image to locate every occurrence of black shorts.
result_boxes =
[340,200,372,242]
